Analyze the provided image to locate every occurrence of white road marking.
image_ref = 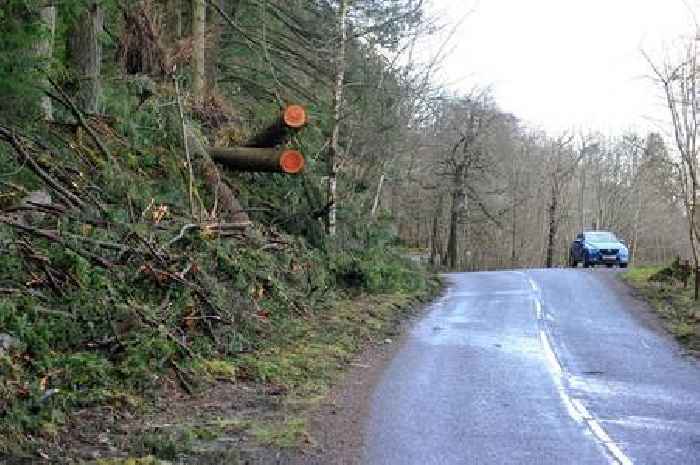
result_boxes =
[528,277,539,292]
[539,330,562,375]
[534,298,543,320]
[571,398,592,419]
[539,328,636,465]
[588,420,635,465]
[518,270,634,465]
[604,442,635,465]
[538,330,583,424]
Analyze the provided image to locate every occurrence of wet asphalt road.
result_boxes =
[363,269,700,465]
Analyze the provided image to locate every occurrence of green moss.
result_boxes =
[196,360,238,381]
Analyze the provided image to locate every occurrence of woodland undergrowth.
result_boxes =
[0,87,433,457]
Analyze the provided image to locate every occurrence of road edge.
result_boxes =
[291,283,447,465]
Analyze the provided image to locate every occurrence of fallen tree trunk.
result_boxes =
[244,105,308,147]
[207,146,305,174]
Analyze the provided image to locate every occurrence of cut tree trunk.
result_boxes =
[67,1,103,113]
[244,105,308,148]
[207,146,304,174]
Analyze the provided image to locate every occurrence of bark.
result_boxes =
[371,173,385,218]
[579,162,586,231]
[67,1,103,114]
[192,0,207,102]
[430,214,440,267]
[205,0,225,88]
[545,181,558,268]
[164,0,183,42]
[510,152,518,268]
[327,0,349,236]
[36,6,56,120]
[510,199,517,268]
[447,166,466,270]
[430,194,442,268]
[631,181,642,266]
[207,146,304,173]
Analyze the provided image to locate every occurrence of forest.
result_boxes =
[0,0,695,461]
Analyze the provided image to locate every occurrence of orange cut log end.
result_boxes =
[283,105,307,129]
[279,150,305,174]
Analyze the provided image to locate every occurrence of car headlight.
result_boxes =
[585,244,598,253]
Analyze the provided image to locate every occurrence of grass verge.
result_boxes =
[621,266,700,354]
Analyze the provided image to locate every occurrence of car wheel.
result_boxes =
[583,260,590,268]
[619,263,628,269]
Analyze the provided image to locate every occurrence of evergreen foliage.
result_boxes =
[0,0,435,456]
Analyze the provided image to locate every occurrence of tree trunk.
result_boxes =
[631,182,642,266]
[327,0,349,236]
[545,182,558,268]
[511,199,517,268]
[510,154,518,268]
[67,1,103,113]
[205,0,224,89]
[579,162,586,231]
[164,0,184,42]
[371,173,385,218]
[192,0,207,102]
[36,6,56,120]
[207,146,304,173]
[447,166,466,270]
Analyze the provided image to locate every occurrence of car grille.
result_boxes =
[600,249,618,256]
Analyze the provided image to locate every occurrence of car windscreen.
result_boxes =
[585,232,617,242]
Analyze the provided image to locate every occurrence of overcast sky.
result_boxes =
[428,0,698,135]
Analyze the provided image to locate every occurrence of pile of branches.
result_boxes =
[0,121,261,374]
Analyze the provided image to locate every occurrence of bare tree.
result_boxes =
[645,38,700,298]
[436,92,501,269]
[544,134,585,268]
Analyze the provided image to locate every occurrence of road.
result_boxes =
[363,270,700,465]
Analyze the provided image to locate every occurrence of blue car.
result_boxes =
[569,231,629,268]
